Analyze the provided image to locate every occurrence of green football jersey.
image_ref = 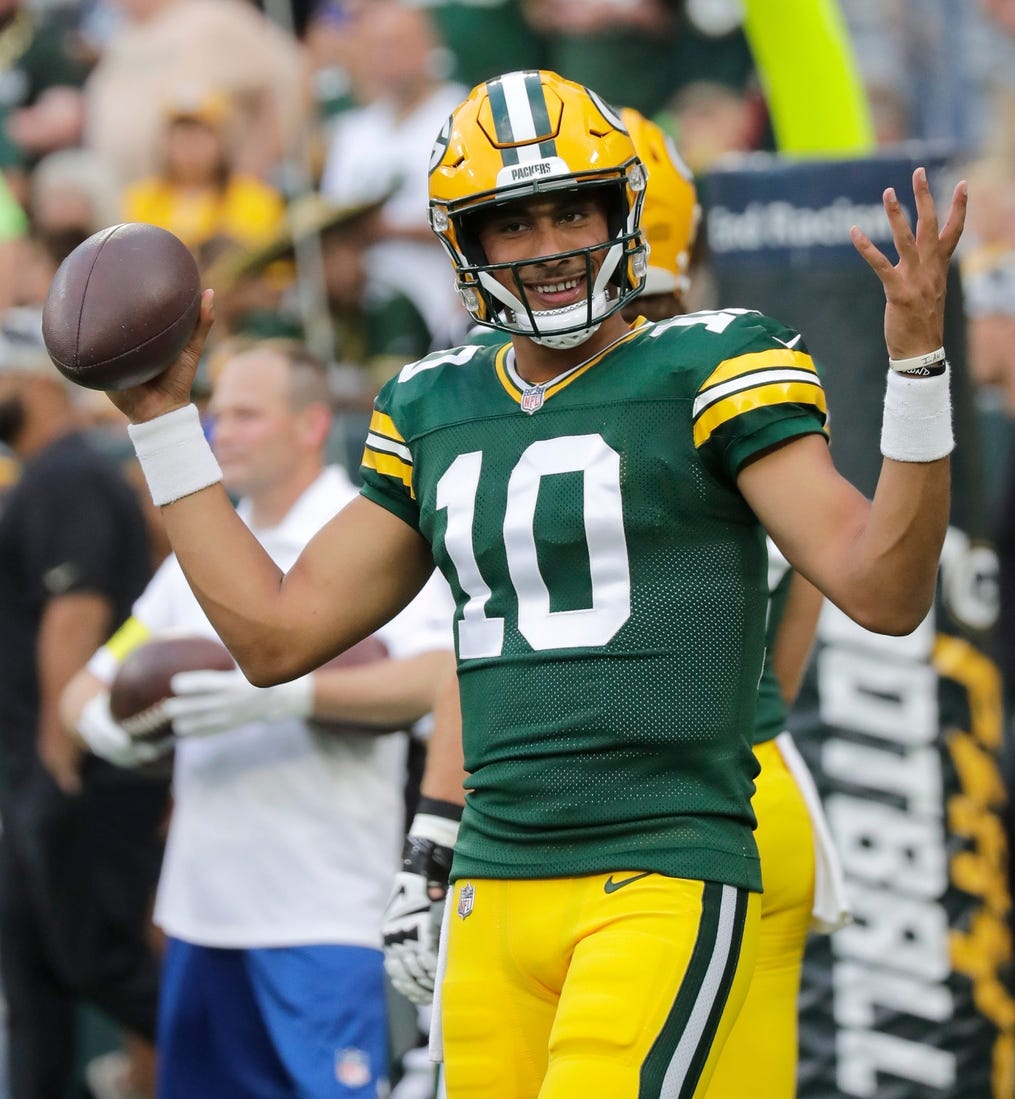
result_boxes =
[361,309,827,890]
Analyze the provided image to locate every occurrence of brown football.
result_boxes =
[110,636,235,741]
[42,222,201,391]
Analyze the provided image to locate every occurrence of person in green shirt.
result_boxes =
[383,104,849,1099]
[105,70,963,1099]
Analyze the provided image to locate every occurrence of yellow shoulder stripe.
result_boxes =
[105,616,153,664]
[362,447,415,497]
[694,380,827,447]
[701,348,816,391]
[368,410,404,444]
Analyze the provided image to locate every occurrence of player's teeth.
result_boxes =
[534,278,579,293]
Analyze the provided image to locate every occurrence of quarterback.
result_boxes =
[382,107,847,1099]
[107,71,965,1099]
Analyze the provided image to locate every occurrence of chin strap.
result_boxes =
[527,318,602,349]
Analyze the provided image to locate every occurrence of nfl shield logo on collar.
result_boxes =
[520,386,545,414]
[458,882,475,918]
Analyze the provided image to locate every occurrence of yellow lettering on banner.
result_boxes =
[935,633,1014,1098]
[935,634,1004,750]
[949,781,1007,912]
[996,1035,1014,1099]
[950,909,1014,1027]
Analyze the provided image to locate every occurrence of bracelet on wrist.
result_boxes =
[897,361,948,379]
[888,347,947,374]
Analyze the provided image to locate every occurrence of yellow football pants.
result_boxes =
[704,737,816,1099]
[440,874,760,1099]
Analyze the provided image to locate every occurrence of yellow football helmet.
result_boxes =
[620,107,700,297]
[428,70,648,349]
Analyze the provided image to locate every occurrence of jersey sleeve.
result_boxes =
[359,375,422,530]
[692,316,828,481]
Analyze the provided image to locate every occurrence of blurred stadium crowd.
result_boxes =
[0,0,1013,1096]
[0,0,1014,449]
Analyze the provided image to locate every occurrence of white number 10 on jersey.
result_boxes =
[437,434,632,658]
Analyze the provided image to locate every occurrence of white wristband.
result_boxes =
[880,365,954,462]
[888,347,946,373]
[127,404,222,506]
[410,812,460,850]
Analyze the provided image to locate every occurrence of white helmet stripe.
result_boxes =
[501,71,540,142]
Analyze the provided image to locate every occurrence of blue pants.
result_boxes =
[157,938,388,1099]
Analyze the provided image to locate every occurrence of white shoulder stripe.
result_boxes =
[365,433,412,463]
[693,368,821,419]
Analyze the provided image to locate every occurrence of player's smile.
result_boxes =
[523,271,588,309]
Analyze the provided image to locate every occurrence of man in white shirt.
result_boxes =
[61,338,455,1099]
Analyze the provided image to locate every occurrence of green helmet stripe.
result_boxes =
[486,77,519,167]
[522,70,558,159]
[488,71,561,168]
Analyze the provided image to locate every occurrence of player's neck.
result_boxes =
[510,313,631,387]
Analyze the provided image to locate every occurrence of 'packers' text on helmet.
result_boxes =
[620,107,701,298]
[428,70,648,349]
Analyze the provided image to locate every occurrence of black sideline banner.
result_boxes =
[704,153,1014,1099]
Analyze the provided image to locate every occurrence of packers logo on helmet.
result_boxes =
[428,70,648,349]
[620,107,701,297]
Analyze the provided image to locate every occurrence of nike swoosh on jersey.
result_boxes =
[772,334,802,349]
[603,872,653,893]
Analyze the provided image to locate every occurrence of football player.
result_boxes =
[382,108,848,1099]
[106,71,964,1099]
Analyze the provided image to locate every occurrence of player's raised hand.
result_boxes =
[849,167,967,362]
[106,289,216,424]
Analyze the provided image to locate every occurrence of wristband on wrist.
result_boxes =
[880,365,954,463]
[888,347,947,373]
[410,807,461,850]
[127,404,223,506]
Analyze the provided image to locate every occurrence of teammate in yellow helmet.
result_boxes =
[617,106,700,317]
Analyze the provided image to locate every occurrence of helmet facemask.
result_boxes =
[446,175,647,349]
